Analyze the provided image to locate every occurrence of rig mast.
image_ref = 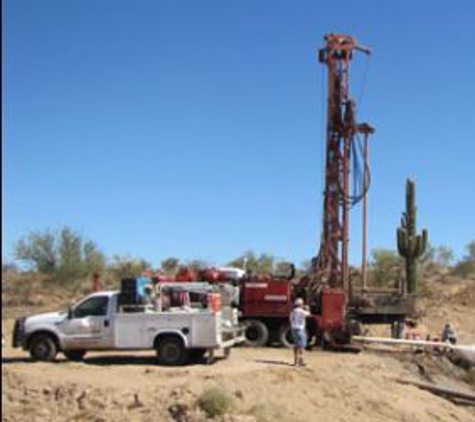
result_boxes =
[316,34,374,294]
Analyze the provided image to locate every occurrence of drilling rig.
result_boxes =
[313,34,373,292]
[302,34,415,347]
[147,34,416,349]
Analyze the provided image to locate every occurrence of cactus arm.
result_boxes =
[397,228,408,256]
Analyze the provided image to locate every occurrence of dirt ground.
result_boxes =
[2,320,475,422]
[2,274,474,422]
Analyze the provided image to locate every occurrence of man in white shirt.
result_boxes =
[290,298,311,366]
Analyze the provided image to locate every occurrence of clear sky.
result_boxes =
[3,0,475,267]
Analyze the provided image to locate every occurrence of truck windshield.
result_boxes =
[73,296,109,318]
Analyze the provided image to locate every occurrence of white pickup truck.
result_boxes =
[12,288,244,365]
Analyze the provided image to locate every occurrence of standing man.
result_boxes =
[441,323,458,345]
[290,298,310,367]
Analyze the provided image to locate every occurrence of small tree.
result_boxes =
[465,241,475,262]
[227,251,276,275]
[227,251,258,271]
[433,245,454,267]
[186,259,209,272]
[370,248,401,288]
[161,257,180,274]
[454,241,475,277]
[274,261,295,278]
[256,253,275,274]
[56,227,85,281]
[14,227,106,284]
[15,230,57,274]
[83,240,106,274]
[107,255,151,283]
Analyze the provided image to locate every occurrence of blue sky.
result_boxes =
[3,0,475,267]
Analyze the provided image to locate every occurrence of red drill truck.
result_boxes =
[149,266,355,349]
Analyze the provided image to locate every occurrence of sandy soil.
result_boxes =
[2,274,474,422]
[2,324,475,422]
[418,277,475,344]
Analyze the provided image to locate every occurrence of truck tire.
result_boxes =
[279,324,294,348]
[243,320,269,347]
[29,334,58,362]
[156,337,188,366]
[64,350,87,361]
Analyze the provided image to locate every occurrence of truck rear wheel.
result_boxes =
[156,337,188,366]
[64,350,87,361]
[243,320,269,347]
[29,334,58,362]
[279,324,294,348]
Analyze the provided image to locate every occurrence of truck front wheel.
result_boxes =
[64,350,87,361]
[243,320,269,347]
[29,334,58,362]
[156,337,188,366]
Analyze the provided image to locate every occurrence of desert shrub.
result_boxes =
[1,272,47,307]
[227,251,275,275]
[196,388,234,418]
[161,257,181,274]
[433,245,455,267]
[453,261,475,278]
[106,255,151,286]
[370,249,402,288]
[453,241,475,278]
[186,259,209,272]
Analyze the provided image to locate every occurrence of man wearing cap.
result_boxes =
[290,298,311,367]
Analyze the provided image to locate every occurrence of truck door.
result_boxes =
[61,295,113,350]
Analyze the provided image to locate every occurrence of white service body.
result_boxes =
[13,291,243,355]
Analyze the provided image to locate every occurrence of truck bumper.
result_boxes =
[219,325,245,348]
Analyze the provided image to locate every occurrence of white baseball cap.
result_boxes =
[295,298,304,307]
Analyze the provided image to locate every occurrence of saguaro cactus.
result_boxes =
[397,179,428,294]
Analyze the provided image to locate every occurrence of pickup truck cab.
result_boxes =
[12,288,244,366]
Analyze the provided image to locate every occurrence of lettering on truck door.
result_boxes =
[61,296,112,349]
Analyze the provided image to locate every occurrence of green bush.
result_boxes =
[161,257,180,274]
[106,255,151,285]
[14,227,105,285]
[227,251,275,275]
[370,248,401,288]
[196,388,234,418]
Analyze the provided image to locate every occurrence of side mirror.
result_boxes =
[67,307,74,319]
